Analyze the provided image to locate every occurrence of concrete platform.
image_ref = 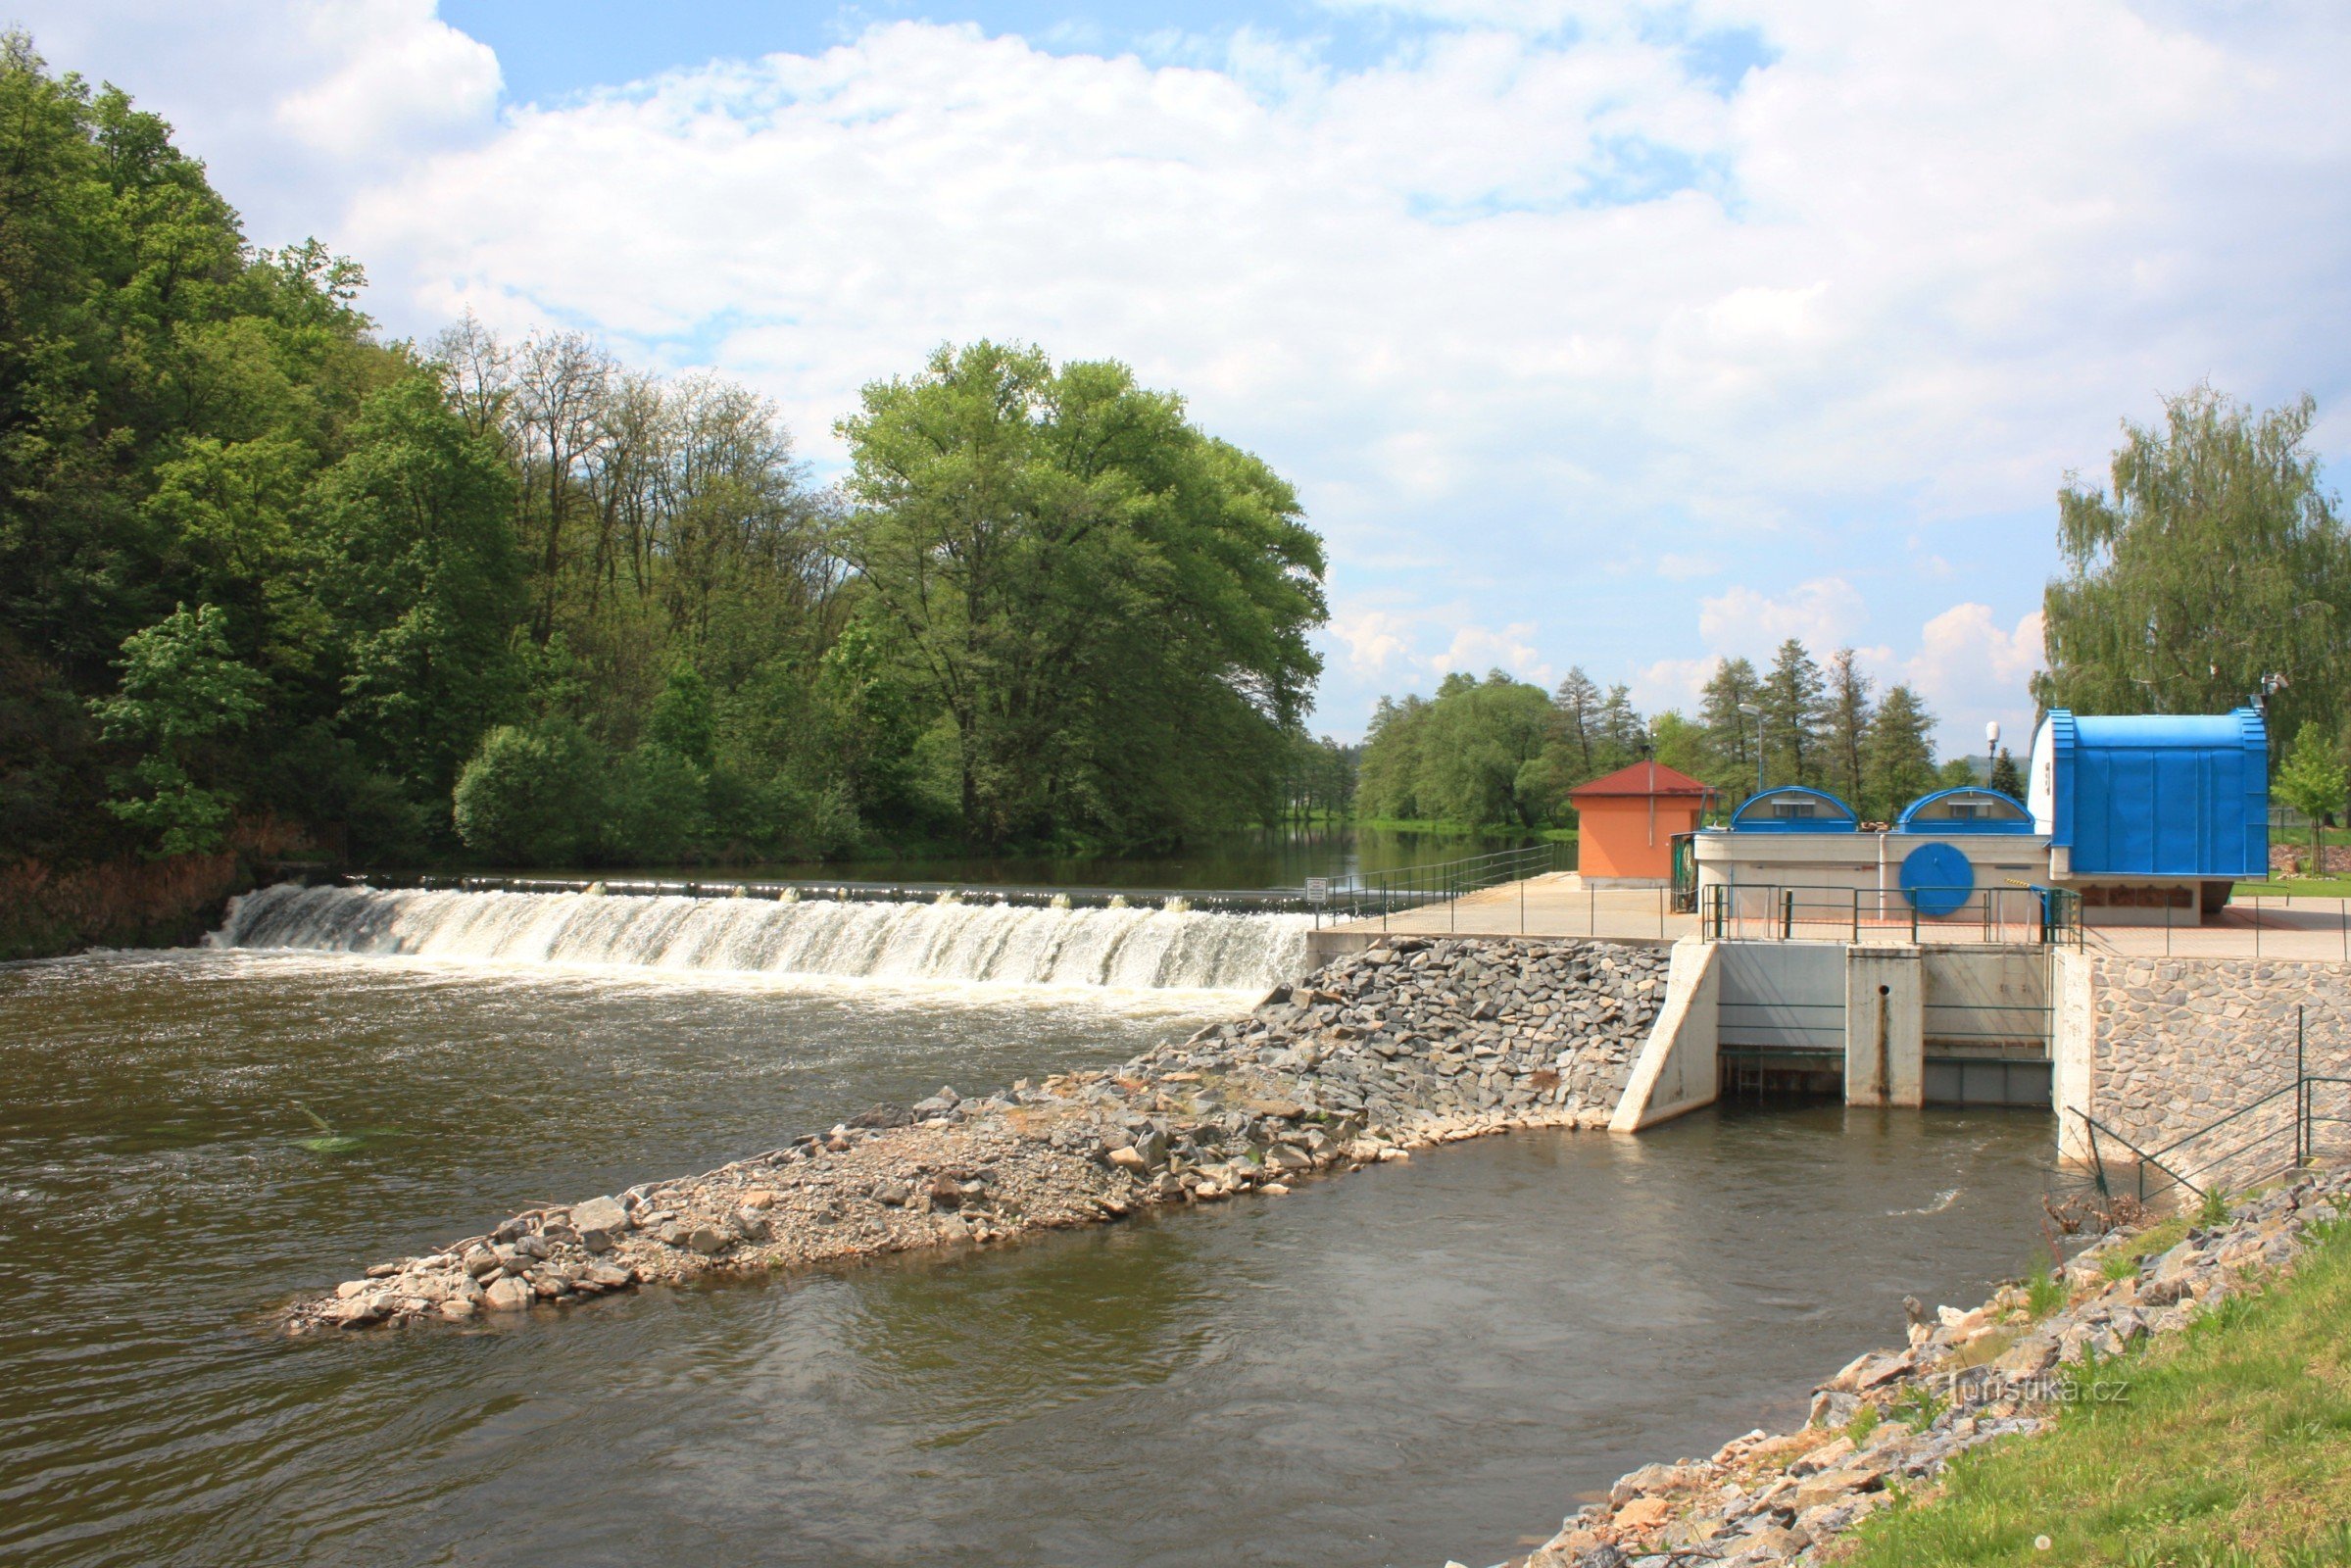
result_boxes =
[1303,873,2351,963]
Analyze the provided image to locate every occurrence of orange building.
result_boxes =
[1568,760,1716,886]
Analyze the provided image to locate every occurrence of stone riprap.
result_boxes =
[281,936,1667,1333]
[1502,1170,2351,1568]
[2080,956,2351,1187]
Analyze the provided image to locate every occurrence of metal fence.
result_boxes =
[1315,842,1564,930]
[1698,883,2081,947]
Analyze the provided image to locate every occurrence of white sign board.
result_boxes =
[1305,877,1329,906]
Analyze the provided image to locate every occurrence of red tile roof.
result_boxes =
[1567,760,1715,799]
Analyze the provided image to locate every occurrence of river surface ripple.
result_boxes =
[0,949,2055,1568]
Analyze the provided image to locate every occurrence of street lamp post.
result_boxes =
[1986,719,2001,787]
[1738,702,1764,797]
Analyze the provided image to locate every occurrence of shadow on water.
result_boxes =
[0,950,2056,1568]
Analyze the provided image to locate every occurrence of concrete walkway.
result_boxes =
[1316,873,1692,944]
[1314,872,2351,960]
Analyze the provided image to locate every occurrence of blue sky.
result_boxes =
[17,1,2351,753]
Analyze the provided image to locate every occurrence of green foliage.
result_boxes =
[833,340,1327,848]
[0,40,1329,871]
[1357,673,1562,828]
[2199,1186,2231,1227]
[2026,1268,2069,1318]
[2276,721,2347,866]
[1847,1401,1883,1444]
[89,604,268,855]
[2037,386,2351,744]
[1988,747,2024,798]
[451,720,604,864]
[1863,684,1941,820]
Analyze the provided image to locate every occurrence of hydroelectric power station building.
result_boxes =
[1688,707,2269,931]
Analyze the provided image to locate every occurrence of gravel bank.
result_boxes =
[280,935,1667,1333]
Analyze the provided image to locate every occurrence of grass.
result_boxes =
[1837,1218,2351,1567]
[2234,881,2351,901]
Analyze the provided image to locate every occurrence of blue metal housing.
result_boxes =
[1893,787,2035,834]
[1726,786,1859,833]
[2038,709,2268,877]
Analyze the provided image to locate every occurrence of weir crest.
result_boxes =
[212,883,1310,992]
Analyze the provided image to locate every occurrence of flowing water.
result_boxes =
[217,884,1311,990]
[0,937,2058,1568]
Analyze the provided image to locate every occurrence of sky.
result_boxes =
[14,1,2351,757]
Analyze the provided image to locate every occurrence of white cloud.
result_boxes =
[1696,577,1865,654]
[1428,620,1555,687]
[1906,604,2046,757]
[272,0,501,161]
[15,1,2347,745]
[1329,609,1412,676]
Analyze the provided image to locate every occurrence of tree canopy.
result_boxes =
[2037,386,2351,745]
[0,41,1329,870]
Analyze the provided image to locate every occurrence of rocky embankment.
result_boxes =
[1505,1169,2351,1568]
[283,936,1667,1333]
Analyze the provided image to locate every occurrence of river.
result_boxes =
[0,930,2055,1568]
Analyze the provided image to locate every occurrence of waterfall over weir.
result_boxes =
[213,884,1311,993]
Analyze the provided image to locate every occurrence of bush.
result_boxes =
[451,720,604,865]
[603,742,709,863]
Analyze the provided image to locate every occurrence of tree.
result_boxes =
[2275,720,2347,871]
[1987,747,2023,798]
[88,603,268,855]
[2037,387,2351,749]
[834,341,1326,847]
[1758,639,1828,788]
[1862,684,1938,820]
[1822,648,1873,807]
[1699,657,1763,791]
[451,719,604,865]
[309,374,525,803]
[1551,667,1603,777]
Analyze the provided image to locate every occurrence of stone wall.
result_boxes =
[2060,954,2351,1187]
[1176,935,1668,1127]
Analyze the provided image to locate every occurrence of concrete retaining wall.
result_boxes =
[1609,938,1720,1131]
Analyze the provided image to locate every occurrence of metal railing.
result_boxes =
[1698,883,2081,947]
[1315,842,1564,930]
[2078,1006,2351,1204]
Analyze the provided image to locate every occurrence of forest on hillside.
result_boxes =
[0,38,1335,876]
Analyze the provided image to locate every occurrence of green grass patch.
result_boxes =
[1838,1224,2351,1567]
[2233,880,2351,900]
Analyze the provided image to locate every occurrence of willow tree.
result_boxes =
[833,342,1327,848]
[2036,388,2351,746]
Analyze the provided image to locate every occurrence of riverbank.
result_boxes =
[0,853,251,961]
[1511,1169,2351,1568]
[282,935,1666,1330]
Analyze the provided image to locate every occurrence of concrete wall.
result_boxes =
[1715,942,1845,1052]
[1844,947,1924,1106]
[1609,937,1720,1131]
[2053,954,2351,1186]
[1920,947,2051,1052]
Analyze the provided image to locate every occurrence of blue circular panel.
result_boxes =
[1899,842,1974,917]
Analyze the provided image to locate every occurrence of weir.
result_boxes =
[215,883,1311,992]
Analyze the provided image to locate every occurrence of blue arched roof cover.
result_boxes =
[1894,787,2036,834]
[2043,709,2267,876]
[1728,786,1859,833]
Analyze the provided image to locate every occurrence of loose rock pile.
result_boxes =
[281,936,1670,1333]
[1506,1168,2351,1568]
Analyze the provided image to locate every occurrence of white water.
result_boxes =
[213,884,1310,993]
